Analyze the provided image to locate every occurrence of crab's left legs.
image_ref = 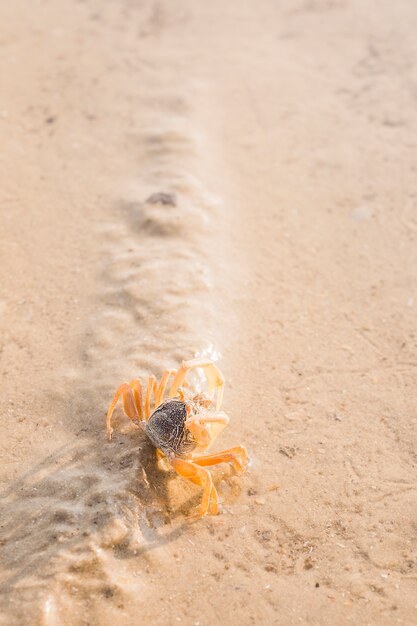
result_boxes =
[185,479,218,516]
[169,358,224,410]
[171,458,219,516]
[185,412,230,448]
[186,412,230,426]
[192,446,248,473]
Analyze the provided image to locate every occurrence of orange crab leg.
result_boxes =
[192,446,248,473]
[106,383,140,440]
[144,375,157,420]
[186,421,211,447]
[169,358,224,411]
[185,412,230,450]
[186,412,230,426]
[155,369,176,408]
[171,458,218,516]
[129,378,143,420]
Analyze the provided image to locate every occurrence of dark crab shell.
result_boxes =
[145,399,197,459]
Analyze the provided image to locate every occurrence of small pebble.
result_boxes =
[146,192,177,206]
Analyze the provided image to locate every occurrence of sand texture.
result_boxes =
[0,1,416,624]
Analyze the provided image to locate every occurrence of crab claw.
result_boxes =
[169,358,224,411]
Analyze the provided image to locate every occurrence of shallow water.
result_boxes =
[0,4,232,622]
[0,62,228,626]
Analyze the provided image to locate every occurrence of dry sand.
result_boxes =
[0,1,416,624]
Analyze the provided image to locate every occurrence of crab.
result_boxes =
[106,357,247,517]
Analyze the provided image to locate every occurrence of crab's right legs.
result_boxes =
[144,375,157,420]
[171,458,218,516]
[155,369,176,408]
[106,382,140,440]
[130,378,143,420]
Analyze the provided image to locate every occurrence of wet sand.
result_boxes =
[1,1,416,624]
